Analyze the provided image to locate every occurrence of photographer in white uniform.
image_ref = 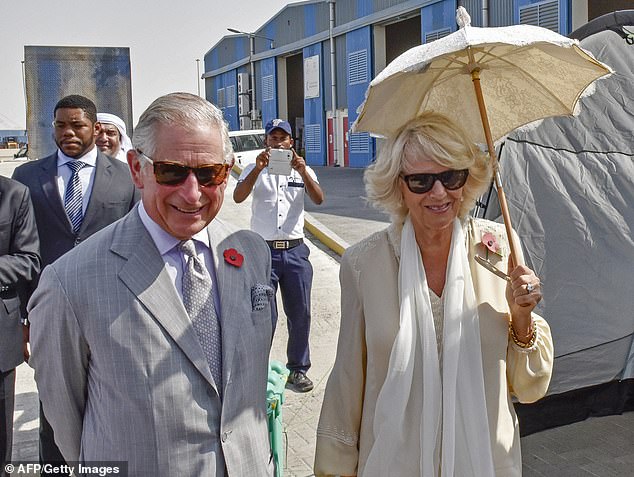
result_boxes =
[234,119,324,393]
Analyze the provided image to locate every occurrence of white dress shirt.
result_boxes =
[56,146,98,214]
[137,202,221,315]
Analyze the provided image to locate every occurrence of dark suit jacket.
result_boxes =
[12,149,139,268]
[0,176,40,372]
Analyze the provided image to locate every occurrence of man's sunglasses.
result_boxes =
[400,169,469,194]
[137,150,229,187]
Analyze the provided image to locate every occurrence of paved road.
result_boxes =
[5,159,634,476]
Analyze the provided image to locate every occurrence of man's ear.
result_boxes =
[128,149,145,189]
[93,121,101,139]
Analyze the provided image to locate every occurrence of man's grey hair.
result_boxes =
[132,92,232,163]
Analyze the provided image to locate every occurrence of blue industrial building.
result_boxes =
[203,0,615,168]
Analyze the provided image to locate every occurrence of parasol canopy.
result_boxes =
[353,7,612,266]
[353,7,612,144]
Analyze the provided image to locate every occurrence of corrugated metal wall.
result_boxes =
[489,0,514,26]
[337,0,419,25]
[303,43,326,166]
[322,34,348,111]
[262,2,330,50]
[203,0,572,167]
[207,37,248,71]
[462,0,483,26]
[260,57,278,124]
[346,26,374,167]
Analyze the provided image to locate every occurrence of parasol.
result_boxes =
[353,7,612,265]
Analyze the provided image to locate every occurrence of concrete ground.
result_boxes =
[4,159,633,476]
[0,149,20,161]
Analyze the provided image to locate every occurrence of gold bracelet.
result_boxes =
[509,320,536,348]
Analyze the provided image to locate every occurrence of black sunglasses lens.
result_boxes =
[407,175,435,193]
[441,170,469,190]
[404,169,469,194]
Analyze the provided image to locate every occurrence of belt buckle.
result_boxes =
[273,240,288,250]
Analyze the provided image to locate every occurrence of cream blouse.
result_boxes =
[314,218,554,477]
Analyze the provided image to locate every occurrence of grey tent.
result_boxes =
[482,11,634,434]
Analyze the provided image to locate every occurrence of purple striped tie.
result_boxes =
[64,160,86,234]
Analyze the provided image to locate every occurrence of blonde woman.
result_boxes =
[314,111,553,477]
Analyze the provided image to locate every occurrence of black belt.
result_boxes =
[266,238,303,250]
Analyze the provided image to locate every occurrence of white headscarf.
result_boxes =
[97,113,133,162]
[363,217,495,477]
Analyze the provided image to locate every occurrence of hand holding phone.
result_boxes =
[268,148,293,175]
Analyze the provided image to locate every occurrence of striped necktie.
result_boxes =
[179,239,223,393]
[64,160,86,234]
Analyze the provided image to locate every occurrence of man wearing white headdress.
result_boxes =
[96,113,133,162]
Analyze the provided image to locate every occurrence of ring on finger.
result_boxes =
[526,283,535,293]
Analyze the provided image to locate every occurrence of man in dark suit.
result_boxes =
[0,176,40,477]
[12,94,138,471]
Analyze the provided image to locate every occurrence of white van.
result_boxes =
[228,129,265,168]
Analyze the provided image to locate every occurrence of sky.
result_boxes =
[0,0,291,129]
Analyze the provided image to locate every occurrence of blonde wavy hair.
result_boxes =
[364,111,492,224]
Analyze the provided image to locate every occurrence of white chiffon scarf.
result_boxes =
[363,217,495,477]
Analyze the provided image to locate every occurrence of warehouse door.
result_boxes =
[385,15,422,64]
[285,53,304,151]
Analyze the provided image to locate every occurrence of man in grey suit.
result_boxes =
[28,92,275,476]
[12,94,139,472]
[0,177,40,477]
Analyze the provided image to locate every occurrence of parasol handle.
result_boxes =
[471,69,524,267]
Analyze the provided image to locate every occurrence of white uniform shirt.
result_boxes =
[238,163,319,241]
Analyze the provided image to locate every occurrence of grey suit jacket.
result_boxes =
[0,177,40,372]
[28,207,274,476]
[12,149,139,267]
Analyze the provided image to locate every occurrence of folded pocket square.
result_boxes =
[251,284,275,311]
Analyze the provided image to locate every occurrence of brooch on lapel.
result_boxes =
[480,232,502,258]
[223,248,244,268]
[475,229,510,282]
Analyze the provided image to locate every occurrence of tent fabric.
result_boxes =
[483,23,634,406]
[569,10,634,40]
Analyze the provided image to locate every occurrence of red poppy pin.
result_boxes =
[481,232,502,257]
[223,248,244,268]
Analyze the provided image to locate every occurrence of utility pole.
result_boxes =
[196,59,201,97]
[228,28,274,129]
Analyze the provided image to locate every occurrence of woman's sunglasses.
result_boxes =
[400,169,469,194]
[137,150,229,187]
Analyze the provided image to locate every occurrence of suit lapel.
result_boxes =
[38,154,70,228]
[114,210,216,388]
[81,151,112,232]
[207,219,247,395]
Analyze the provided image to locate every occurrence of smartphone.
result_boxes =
[268,148,293,175]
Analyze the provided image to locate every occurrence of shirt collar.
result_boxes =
[137,201,210,256]
[57,145,98,167]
